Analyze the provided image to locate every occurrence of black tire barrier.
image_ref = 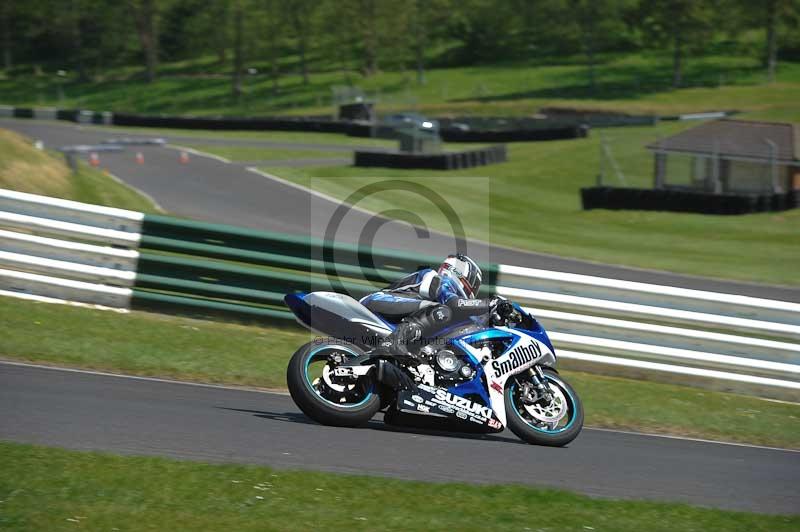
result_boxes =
[539,107,658,127]
[56,109,79,121]
[346,123,398,139]
[111,113,352,133]
[354,145,507,170]
[12,108,33,118]
[338,102,374,122]
[580,187,797,215]
[440,124,588,143]
[3,105,589,145]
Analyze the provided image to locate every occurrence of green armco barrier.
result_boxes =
[135,274,287,306]
[144,213,441,275]
[131,290,294,321]
[139,235,407,284]
[134,213,499,321]
[135,253,376,298]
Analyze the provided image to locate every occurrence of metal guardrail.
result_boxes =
[0,188,798,399]
[0,190,141,307]
[496,265,800,399]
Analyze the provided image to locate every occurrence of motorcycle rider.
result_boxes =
[360,254,515,361]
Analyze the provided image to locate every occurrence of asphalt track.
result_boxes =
[1,362,798,514]
[2,118,798,302]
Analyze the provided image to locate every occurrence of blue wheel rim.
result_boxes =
[509,375,577,434]
[304,346,373,408]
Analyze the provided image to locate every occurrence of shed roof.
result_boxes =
[647,119,798,162]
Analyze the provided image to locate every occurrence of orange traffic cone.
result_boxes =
[89,152,99,167]
[136,152,145,164]
[179,151,190,164]
[103,168,111,176]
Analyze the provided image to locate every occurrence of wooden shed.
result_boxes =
[647,119,800,195]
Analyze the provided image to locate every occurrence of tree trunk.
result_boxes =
[289,4,309,86]
[298,27,308,85]
[361,0,378,76]
[414,0,425,85]
[269,28,279,94]
[129,0,158,82]
[672,28,682,88]
[765,0,778,83]
[1,1,11,71]
[71,0,88,82]
[214,1,228,66]
[232,1,244,100]
[571,1,596,93]
[580,15,596,92]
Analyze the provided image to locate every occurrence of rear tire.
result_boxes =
[504,369,583,447]
[286,341,381,427]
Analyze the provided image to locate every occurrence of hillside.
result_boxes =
[0,128,160,212]
[3,53,800,121]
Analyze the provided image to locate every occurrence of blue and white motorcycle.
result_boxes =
[284,292,583,447]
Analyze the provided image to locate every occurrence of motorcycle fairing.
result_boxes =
[395,383,504,433]
[448,327,557,427]
[285,292,393,349]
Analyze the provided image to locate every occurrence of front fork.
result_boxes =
[518,366,554,405]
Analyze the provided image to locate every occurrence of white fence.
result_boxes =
[495,265,800,400]
[0,189,141,308]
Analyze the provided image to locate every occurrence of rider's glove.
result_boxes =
[490,296,514,319]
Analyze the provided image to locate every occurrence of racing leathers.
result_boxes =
[360,268,512,358]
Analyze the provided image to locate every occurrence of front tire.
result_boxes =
[505,369,583,447]
[287,341,381,427]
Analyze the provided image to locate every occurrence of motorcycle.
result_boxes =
[284,291,583,447]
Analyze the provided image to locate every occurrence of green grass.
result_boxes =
[2,296,798,449]
[0,128,160,212]
[2,442,797,531]
[260,116,800,286]
[3,52,800,119]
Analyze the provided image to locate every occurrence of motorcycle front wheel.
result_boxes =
[287,341,381,427]
[504,368,583,447]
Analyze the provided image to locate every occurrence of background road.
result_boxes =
[2,118,798,302]
[1,362,798,515]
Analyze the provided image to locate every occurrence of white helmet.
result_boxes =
[438,254,482,298]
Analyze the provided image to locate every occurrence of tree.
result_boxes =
[232,0,244,99]
[564,0,636,93]
[446,0,525,63]
[761,0,800,82]
[570,0,601,91]
[285,0,315,85]
[639,0,714,88]
[765,0,779,82]
[128,0,159,82]
[407,0,452,85]
[264,0,284,94]
[358,0,379,76]
[0,1,12,71]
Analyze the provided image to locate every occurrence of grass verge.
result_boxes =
[0,128,160,212]
[1,296,798,449]
[1,442,798,531]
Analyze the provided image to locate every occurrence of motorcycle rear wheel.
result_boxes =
[504,368,583,447]
[287,341,381,427]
